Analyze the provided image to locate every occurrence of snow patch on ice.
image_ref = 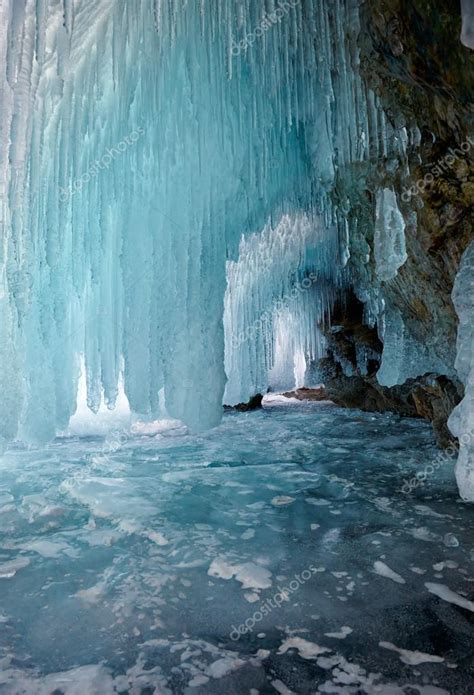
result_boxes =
[208,557,272,589]
[379,641,445,665]
[425,582,474,612]
[324,626,353,640]
[271,496,295,506]
[373,561,406,584]
[277,637,330,659]
[0,557,30,579]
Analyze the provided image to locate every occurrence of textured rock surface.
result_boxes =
[223,394,263,412]
[282,387,329,402]
[319,0,473,446]
[319,294,463,447]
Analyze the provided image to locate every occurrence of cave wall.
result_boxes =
[318,0,473,445]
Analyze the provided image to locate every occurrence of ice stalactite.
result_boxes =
[223,214,335,405]
[222,0,401,404]
[356,147,455,391]
[0,0,420,445]
[370,177,454,390]
[1,0,378,445]
[368,187,408,387]
[448,241,474,501]
[374,188,407,283]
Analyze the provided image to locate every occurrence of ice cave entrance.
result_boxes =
[0,0,473,692]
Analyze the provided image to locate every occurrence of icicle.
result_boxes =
[223,214,336,405]
[0,0,406,445]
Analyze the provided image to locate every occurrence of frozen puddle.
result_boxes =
[0,403,473,693]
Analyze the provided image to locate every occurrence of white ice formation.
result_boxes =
[448,241,474,500]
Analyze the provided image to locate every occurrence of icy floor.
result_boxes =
[0,402,473,694]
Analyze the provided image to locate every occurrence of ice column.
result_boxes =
[377,307,451,388]
[448,241,474,501]
[460,0,474,49]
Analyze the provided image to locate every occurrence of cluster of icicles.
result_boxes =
[0,0,363,445]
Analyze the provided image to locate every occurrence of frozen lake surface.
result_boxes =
[0,402,473,694]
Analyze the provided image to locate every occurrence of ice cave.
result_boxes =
[0,0,473,693]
